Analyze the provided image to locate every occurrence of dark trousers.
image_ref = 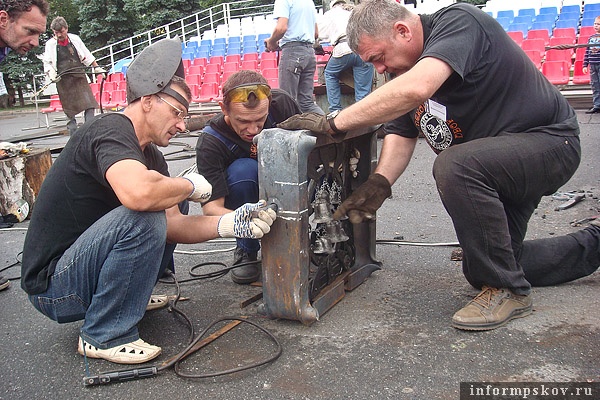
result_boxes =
[432,131,597,295]
[224,158,260,254]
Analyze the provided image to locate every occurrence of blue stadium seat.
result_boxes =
[518,8,536,18]
[560,5,581,15]
[531,20,554,34]
[497,10,515,20]
[538,6,558,16]
[507,23,529,38]
[534,13,556,24]
[496,17,512,31]
[581,17,597,27]
[555,19,579,30]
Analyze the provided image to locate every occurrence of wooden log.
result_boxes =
[0,147,52,217]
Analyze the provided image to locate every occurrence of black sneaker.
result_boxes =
[0,275,9,291]
[585,107,600,114]
[231,247,260,284]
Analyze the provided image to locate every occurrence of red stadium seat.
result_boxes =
[572,60,590,84]
[541,60,570,85]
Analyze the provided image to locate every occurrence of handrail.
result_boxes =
[91,0,277,73]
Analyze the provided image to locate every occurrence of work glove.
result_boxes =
[182,172,212,203]
[333,173,391,224]
[277,112,332,135]
[314,43,325,56]
[92,66,107,74]
[217,200,277,239]
[48,69,60,83]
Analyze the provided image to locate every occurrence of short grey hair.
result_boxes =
[347,0,410,52]
[50,16,68,31]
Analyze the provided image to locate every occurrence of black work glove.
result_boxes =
[333,173,392,224]
[277,112,331,135]
[314,43,325,56]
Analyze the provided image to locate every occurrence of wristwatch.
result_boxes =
[326,110,345,135]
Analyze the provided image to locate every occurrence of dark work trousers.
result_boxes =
[158,199,189,279]
[432,131,598,295]
[224,158,260,255]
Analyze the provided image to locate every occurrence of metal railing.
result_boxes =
[91,0,278,73]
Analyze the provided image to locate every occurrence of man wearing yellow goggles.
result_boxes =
[195,70,301,284]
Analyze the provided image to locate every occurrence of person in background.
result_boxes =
[279,0,598,331]
[42,16,105,134]
[0,0,49,291]
[318,0,374,113]
[265,0,324,115]
[582,16,600,114]
[195,70,300,284]
[21,39,276,364]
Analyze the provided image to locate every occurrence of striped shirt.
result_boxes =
[583,33,600,67]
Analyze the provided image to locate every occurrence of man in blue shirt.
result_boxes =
[265,0,324,115]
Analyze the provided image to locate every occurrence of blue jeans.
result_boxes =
[433,131,587,295]
[279,42,324,114]
[28,206,167,349]
[224,158,260,254]
[589,63,600,109]
[324,53,374,112]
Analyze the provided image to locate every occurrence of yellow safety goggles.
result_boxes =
[223,83,271,103]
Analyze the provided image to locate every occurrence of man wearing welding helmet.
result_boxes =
[21,39,277,365]
[195,70,301,284]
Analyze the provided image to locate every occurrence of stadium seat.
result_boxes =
[517,8,536,18]
[554,19,579,30]
[104,90,127,109]
[203,72,221,85]
[572,60,590,84]
[575,46,587,62]
[262,67,278,81]
[260,58,278,71]
[541,60,570,84]
[526,29,550,45]
[241,59,258,71]
[193,82,221,103]
[185,73,202,87]
[524,49,542,69]
[552,27,576,41]
[521,38,546,58]
[545,48,573,64]
[242,52,259,62]
[225,54,241,65]
[579,26,596,37]
[205,63,221,74]
[507,31,524,45]
[507,23,529,38]
[188,64,204,76]
[496,17,512,31]
[530,20,554,35]
[223,61,240,74]
[496,10,515,21]
[538,6,558,16]
[581,17,597,27]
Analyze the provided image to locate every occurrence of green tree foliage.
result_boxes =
[72,0,137,51]
[48,0,81,33]
[124,0,195,33]
[0,44,46,107]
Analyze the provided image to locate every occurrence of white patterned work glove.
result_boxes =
[217,200,277,239]
[182,173,212,203]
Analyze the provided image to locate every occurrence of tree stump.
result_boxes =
[0,148,52,217]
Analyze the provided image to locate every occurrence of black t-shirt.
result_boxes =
[21,113,169,294]
[195,88,301,201]
[384,3,579,153]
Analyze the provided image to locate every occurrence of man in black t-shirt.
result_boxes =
[279,0,598,331]
[20,39,276,365]
[196,70,300,284]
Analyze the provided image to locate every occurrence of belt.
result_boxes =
[281,41,313,48]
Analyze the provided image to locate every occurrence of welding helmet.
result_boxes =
[330,0,346,8]
[125,38,188,109]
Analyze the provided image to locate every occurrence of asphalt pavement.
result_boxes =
[0,107,599,400]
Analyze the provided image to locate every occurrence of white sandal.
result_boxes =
[78,337,161,364]
[146,294,169,311]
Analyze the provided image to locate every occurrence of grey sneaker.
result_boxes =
[452,286,532,331]
[231,247,260,284]
[0,275,9,291]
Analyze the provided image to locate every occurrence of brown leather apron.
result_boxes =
[56,41,98,119]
